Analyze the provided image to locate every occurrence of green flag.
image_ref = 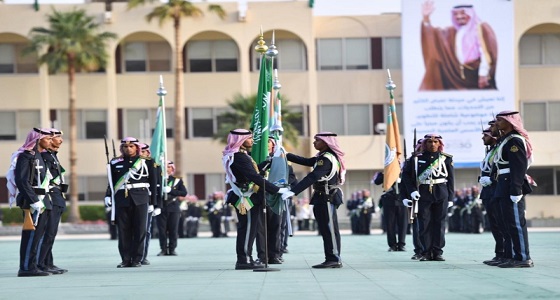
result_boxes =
[150,97,167,167]
[250,55,272,164]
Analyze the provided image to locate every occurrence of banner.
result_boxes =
[402,0,514,167]
[383,93,402,190]
[250,55,272,164]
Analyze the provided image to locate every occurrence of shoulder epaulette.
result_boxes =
[442,152,453,158]
[140,155,152,160]
[110,157,124,164]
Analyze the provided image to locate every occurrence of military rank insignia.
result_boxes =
[510,145,519,153]
[317,159,324,166]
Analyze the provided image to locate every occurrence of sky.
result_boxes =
[2,0,402,16]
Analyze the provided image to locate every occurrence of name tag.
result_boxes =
[116,165,123,169]
[419,160,426,163]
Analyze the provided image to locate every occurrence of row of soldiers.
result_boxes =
[347,189,376,235]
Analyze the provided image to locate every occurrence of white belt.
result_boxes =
[498,168,510,175]
[419,178,447,185]
[119,183,150,190]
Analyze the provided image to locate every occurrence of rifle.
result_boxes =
[104,136,116,223]
[410,129,419,223]
[112,139,117,158]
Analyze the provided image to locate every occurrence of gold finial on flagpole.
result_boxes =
[254,26,268,54]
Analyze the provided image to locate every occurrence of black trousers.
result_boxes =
[208,213,222,237]
[19,209,50,271]
[157,211,180,251]
[116,203,148,263]
[384,205,408,248]
[186,217,199,237]
[498,196,530,261]
[418,199,447,256]
[483,198,506,258]
[256,206,282,261]
[235,204,261,263]
[38,205,64,268]
[313,203,341,263]
[411,216,423,255]
[142,214,153,261]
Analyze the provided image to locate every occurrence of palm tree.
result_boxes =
[25,9,117,223]
[128,0,226,177]
[214,94,302,151]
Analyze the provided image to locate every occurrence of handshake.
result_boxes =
[278,187,294,200]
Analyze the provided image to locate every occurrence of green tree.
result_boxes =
[214,93,302,151]
[128,0,226,176]
[25,9,117,223]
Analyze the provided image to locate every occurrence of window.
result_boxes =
[124,108,174,140]
[382,37,402,69]
[318,38,369,70]
[319,104,372,135]
[317,37,401,71]
[187,40,238,72]
[75,176,107,201]
[527,168,554,195]
[251,39,307,71]
[0,110,41,140]
[520,34,560,65]
[123,42,171,72]
[522,101,560,131]
[0,43,38,74]
[285,105,305,136]
[53,109,107,139]
[190,107,230,138]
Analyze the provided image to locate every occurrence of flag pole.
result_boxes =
[253,27,279,273]
[157,75,168,199]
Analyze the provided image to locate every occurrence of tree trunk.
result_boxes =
[67,57,82,223]
[173,17,184,177]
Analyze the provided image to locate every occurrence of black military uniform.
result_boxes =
[15,130,53,277]
[402,136,454,261]
[287,148,343,268]
[157,174,187,255]
[38,144,68,274]
[185,199,202,238]
[492,116,533,267]
[205,195,224,238]
[225,150,280,269]
[106,140,157,268]
[374,172,407,251]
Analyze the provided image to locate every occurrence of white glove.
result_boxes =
[148,205,155,213]
[281,191,295,200]
[396,177,402,183]
[410,191,420,201]
[402,199,412,207]
[479,176,492,187]
[278,187,290,194]
[30,201,45,212]
[510,195,523,203]
[448,201,454,208]
[152,208,161,216]
[163,186,172,193]
[104,196,112,207]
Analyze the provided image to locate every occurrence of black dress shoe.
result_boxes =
[50,265,68,274]
[433,255,445,261]
[117,261,131,268]
[168,250,178,256]
[411,253,423,260]
[130,261,142,267]
[235,262,259,270]
[419,255,432,261]
[397,246,406,252]
[39,266,63,275]
[157,250,167,256]
[18,269,50,277]
[498,259,534,268]
[312,261,342,269]
[141,259,150,265]
[388,246,398,252]
[268,257,283,264]
[483,257,501,266]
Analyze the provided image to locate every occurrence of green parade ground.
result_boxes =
[1,229,559,300]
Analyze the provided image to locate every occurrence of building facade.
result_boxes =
[0,0,559,219]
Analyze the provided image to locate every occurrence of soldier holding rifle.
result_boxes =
[402,134,454,262]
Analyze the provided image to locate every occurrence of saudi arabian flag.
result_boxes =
[250,55,272,164]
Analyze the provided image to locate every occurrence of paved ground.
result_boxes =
[1,229,559,300]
